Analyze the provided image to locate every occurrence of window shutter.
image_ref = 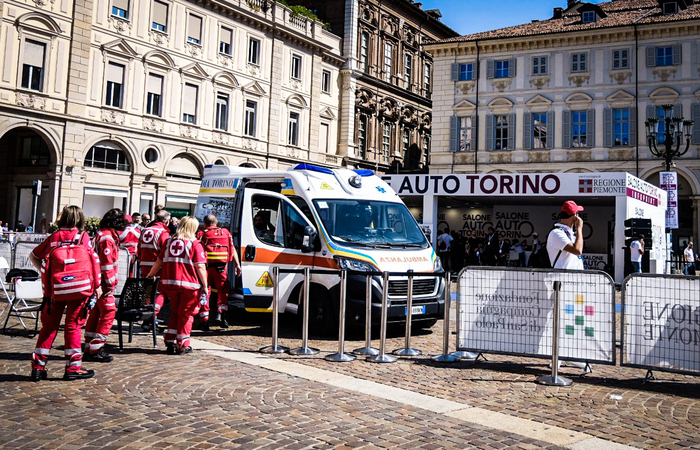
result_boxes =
[153,1,168,26]
[629,107,637,147]
[24,40,46,67]
[646,105,656,121]
[604,108,613,147]
[449,116,459,152]
[469,115,477,152]
[646,47,656,67]
[507,113,515,150]
[546,111,555,149]
[672,104,682,118]
[523,112,532,150]
[692,104,700,144]
[147,73,162,95]
[188,15,202,41]
[182,83,198,116]
[509,57,517,78]
[672,43,681,65]
[487,60,494,79]
[451,63,459,81]
[106,62,124,83]
[587,109,595,148]
[486,115,494,150]
[114,0,129,10]
[562,111,571,148]
[543,56,548,75]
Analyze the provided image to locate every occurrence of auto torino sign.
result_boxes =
[383,173,628,197]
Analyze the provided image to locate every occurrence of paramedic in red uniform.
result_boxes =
[119,215,141,276]
[147,216,208,355]
[196,214,241,330]
[84,208,129,363]
[28,205,101,381]
[138,209,171,328]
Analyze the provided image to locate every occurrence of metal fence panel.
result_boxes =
[622,273,700,375]
[457,267,616,364]
[115,249,131,297]
[0,241,12,267]
[13,241,42,271]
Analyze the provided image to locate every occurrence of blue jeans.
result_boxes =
[631,261,641,274]
[683,263,696,276]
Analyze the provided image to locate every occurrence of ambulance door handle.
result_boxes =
[245,245,256,261]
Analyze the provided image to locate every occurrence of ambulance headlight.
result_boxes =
[334,256,376,272]
[433,256,443,273]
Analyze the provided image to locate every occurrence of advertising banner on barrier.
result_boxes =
[624,275,700,373]
[458,268,615,363]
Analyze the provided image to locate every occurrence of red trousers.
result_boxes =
[163,288,199,352]
[199,265,229,321]
[31,298,88,373]
[84,290,116,354]
[140,268,166,315]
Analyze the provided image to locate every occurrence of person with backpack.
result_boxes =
[83,208,129,363]
[146,216,208,355]
[28,205,101,381]
[137,209,171,330]
[196,214,241,330]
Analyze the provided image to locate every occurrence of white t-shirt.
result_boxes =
[547,224,584,270]
[630,240,643,263]
[685,247,695,262]
[437,233,453,253]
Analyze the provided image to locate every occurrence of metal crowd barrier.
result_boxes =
[0,241,12,267]
[621,273,700,381]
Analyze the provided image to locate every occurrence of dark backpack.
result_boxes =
[5,268,39,283]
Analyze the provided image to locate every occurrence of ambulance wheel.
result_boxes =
[308,291,336,336]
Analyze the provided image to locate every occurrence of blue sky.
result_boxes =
[418,0,578,35]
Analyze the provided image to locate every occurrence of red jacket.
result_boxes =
[138,222,170,276]
[196,226,234,264]
[119,224,141,255]
[94,228,120,290]
[159,237,207,290]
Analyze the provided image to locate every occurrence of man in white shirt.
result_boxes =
[437,229,453,272]
[547,201,584,270]
[683,242,696,275]
[629,235,644,274]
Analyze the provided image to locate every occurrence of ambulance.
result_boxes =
[195,164,444,334]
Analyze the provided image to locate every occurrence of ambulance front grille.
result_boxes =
[387,278,437,298]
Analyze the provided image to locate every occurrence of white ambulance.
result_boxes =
[195,164,444,334]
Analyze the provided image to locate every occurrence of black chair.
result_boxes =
[117,278,158,350]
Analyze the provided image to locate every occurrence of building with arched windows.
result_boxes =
[0,0,342,226]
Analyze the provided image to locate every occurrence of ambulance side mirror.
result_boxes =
[301,225,317,253]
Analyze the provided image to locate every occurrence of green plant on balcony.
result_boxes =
[276,1,332,30]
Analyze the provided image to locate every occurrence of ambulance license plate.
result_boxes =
[406,305,425,315]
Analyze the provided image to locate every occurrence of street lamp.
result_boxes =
[645,104,694,171]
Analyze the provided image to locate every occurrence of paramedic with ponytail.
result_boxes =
[84,208,129,363]
[147,216,208,355]
[196,214,241,330]
[28,205,101,381]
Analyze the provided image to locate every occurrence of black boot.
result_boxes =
[219,315,229,329]
[63,368,95,381]
[88,348,114,363]
[30,368,47,382]
[166,344,176,355]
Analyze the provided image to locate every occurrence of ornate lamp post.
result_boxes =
[645,104,694,171]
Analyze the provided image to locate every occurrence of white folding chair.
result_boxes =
[2,278,44,336]
[0,257,13,320]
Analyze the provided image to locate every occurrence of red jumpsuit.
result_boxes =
[30,228,101,374]
[196,227,234,322]
[159,237,207,352]
[84,229,120,354]
[138,222,170,314]
[119,224,141,277]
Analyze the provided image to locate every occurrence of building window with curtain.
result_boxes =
[322,70,331,94]
[532,56,547,75]
[145,73,163,116]
[572,111,588,147]
[291,54,302,80]
[105,62,124,108]
[402,129,410,159]
[248,38,260,65]
[494,115,509,150]
[360,32,369,73]
[424,63,431,98]
[612,49,629,69]
[19,135,50,166]
[244,100,257,137]
[494,60,510,78]
[182,83,198,124]
[215,94,229,131]
[384,43,392,82]
[21,40,45,91]
[111,0,129,19]
[571,52,588,72]
[382,122,392,159]
[320,122,329,153]
[459,117,472,151]
[288,112,300,146]
[85,146,131,171]
[152,0,168,33]
[404,54,412,85]
[532,113,547,149]
[613,108,629,146]
[357,115,367,158]
[219,27,233,55]
[187,14,202,45]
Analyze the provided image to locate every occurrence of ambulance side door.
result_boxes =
[240,188,316,312]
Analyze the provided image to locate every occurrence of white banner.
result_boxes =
[659,171,678,229]
[458,268,615,363]
[624,275,700,373]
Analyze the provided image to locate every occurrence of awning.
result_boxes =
[166,196,197,204]
[85,188,128,198]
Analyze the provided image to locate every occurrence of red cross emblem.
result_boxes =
[169,239,185,256]
[143,229,155,243]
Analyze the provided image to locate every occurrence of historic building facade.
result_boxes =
[289,0,458,172]
[427,0,700,247]
[0,0,342,224]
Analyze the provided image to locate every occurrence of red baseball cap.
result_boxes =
[561,200,584,215]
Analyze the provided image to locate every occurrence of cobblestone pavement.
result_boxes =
[0,330,565,450]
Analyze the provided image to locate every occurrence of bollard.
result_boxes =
[367,272,397,363]
[393,270,421,356]
[432,272,458,362]
[260,267,289,354]
[450,270,478,361]
[325,270,356,362]
[289,267,320,355]
[536,281,572,386]
[353,273,379,356]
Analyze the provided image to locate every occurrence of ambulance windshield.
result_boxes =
[313,199,428,248]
